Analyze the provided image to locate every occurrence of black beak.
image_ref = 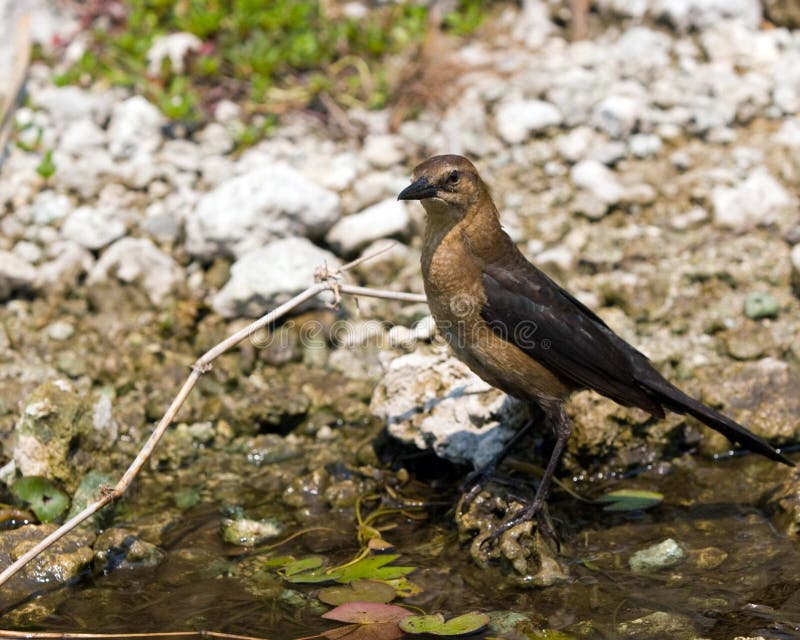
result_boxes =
[397,177,438,201]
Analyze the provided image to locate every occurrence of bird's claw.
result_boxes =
[479,499,556,549]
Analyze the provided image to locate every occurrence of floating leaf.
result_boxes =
[319,579,397,606]
[335,554,416,584]
[11,476,69,523]
[596,490,663,512]
[399,612,490,636]
[385,577,424,598]
[263,555,296,568]
[282,556,325,576]
[286,568,341,584]
[367,538,395,552]
[322,602,410,624]
[323,622,404,640]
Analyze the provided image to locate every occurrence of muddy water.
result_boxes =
[4,437,799,640]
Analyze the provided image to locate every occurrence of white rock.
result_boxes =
[212,237,340,318]
[302,151,361,191]
[556,127,596,162]
[326,198,410,257]
[46,321,75,341]
[570,160,626,204]
[36,241,94,292]
[495,99,562,144]
[159,139,202,173]
[146,32,202,75]
[511,0,554,48]
[370,348,528,468]
[88,237,184,306]
[186,163,341,259]
[32,86,112,124]
[773,118,800,148]
[58,118,106,155]
[13,241,42,264]
[712,168,793,231]
[107,96,165,159]
[0,250,37,299]
[52,148,113,199]
[214,100,241,123]
[652,0,761,31]
[629,133,663,158]
[196,123,234,156]
[363,134,405,169]
[592,94,643,139]
[61,205,127,250]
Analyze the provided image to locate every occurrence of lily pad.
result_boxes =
[595,489,663,512]
[399,612,490,636]
[322,602,410,624]
[11,476,69,523]
[323,622,404,640]
[319,579,397,606]
[335,554,416,584]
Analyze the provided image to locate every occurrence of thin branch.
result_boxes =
[0,13,31,168]
[0,258,428,593]
[0,631,269,640]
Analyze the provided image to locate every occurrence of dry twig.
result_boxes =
[0,250,426,592]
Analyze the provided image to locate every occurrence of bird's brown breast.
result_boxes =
[421,214,572,404]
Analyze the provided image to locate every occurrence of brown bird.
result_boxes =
[398,154,793,537]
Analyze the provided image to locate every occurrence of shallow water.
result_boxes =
[4,440,799,640]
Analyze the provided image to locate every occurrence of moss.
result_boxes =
[49,0,494,139]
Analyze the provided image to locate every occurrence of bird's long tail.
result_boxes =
[639,374,794,466]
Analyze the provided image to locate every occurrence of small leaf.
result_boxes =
[367,538,395,552]
[323,622,404,640]
[319,579,397,606]
[11,476,69,523]
[335,554,416,584]
[596,490,663,512]
[322,602,410,624]
[399,612,490,636]
[282,556,324,575]
[286,568,341,584]
[263,555,296,568]
[384,577,424,598]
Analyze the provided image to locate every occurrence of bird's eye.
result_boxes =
[447,170,460,184]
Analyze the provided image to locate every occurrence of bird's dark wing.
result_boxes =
[479,253,665,416]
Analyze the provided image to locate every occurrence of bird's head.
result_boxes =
[397,154,486,218]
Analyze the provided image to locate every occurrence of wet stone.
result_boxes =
[221,516,283,546]
[93,528,166,570]
[629,538,685,573]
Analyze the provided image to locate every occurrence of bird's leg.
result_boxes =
[486,400,572,543]
[458,406,540,512]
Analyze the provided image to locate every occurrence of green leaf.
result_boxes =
[595,490,663,512]
[11,476,69,523]
[263,555,296,568]
[384,577,424,598]
[282,555,324,575]
[334,554,416,584]
[399,612,490,636]
[319,579,397,606]
[36,149,56,179]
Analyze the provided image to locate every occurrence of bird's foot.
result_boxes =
[481,496,557,548]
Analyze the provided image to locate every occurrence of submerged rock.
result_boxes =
[93,528,166,570]
[370,347,527,469]
[629,538,685,572]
